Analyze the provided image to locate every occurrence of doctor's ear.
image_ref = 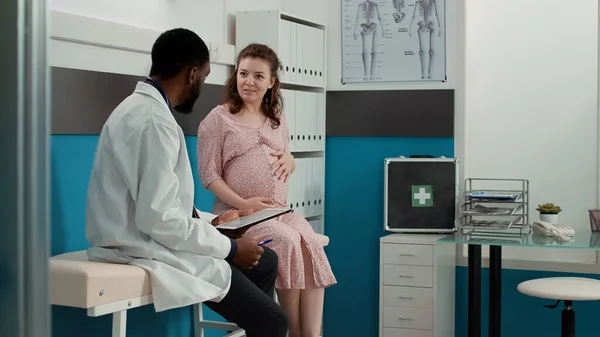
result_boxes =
[187,67,198,84]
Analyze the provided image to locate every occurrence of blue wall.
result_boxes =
[322,136,454,337]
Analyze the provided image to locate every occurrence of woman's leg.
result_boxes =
[299,242,325,337]
[277,288,302,337]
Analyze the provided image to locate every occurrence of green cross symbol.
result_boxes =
[411,185,433,207]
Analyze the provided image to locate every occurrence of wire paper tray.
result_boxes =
[458,178,530,235]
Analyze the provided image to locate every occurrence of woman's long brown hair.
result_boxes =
[223,43,283,128]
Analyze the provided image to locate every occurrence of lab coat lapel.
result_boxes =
[134,81,172,113]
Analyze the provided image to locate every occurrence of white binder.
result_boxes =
[316,92,325,150]
[296,24,305,84]
[303,157,314,217]
[290,23,298,83]
[281,89,296,150]
[279,20,291,83]
[316,27,324,86]
[312,157,324,217]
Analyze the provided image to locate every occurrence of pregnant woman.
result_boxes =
[197,43,336,337]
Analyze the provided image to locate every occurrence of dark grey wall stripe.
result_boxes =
[52,67,455,137]
[51,66,224,135]
[326,89,454,137]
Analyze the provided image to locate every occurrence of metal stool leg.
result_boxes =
[562,301,575,337]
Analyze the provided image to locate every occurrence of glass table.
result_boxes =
[437,230,600,337]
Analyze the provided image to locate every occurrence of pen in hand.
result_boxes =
[257,239,273,246]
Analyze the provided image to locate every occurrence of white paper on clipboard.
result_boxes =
[215,208,293,230]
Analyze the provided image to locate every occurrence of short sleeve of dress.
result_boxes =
[197,108,224,189]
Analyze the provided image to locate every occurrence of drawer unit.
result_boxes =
[379,234,455,337]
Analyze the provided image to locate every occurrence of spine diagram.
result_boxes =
[392,0,406,23]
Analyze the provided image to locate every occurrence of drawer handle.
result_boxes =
[398,253,416,257]
[397,317,414,321]
[398,295,415,300]
[397,274,415,279]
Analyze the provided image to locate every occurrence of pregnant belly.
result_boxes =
[223,145,288,204]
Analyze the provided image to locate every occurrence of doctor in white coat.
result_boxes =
[85,28,289,337]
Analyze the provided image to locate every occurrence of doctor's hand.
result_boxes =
[233,237,264,269]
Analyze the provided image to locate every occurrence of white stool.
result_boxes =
[517,277,600,337]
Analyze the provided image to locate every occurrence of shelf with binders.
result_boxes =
[287,156,325,234]
[281,88,325,153]
[235,9,326,89]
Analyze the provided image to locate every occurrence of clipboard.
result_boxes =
[215,208,293,231]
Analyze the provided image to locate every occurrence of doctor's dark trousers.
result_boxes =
[204,247,289,337]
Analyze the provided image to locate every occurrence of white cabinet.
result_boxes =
[235,10,327,234]
[380,235,455,337]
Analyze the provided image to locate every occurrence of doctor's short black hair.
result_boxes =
[149,28,210,80]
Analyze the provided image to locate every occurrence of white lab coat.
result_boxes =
[85,81,233,312]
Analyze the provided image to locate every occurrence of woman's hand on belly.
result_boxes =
[242,196,276,211]
[271,151,295,183]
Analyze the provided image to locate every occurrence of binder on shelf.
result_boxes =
[312,157,324,217]
[306,92,319,150]
[316,28,324,86]
[279,20,291,82]
[303,158,314,216]
[304,25,316,86]
[316,93,325,149]
[297,24,305,84]
[281,89,296,150]
[294,91,306,150]
[290,22,298,83]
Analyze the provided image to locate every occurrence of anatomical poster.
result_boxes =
[341,0,447,84]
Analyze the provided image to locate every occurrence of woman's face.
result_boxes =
[236,57,275,105]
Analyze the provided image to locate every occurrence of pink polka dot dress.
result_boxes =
[197,105,337,290]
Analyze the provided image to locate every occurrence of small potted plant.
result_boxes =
[536,203,562,223]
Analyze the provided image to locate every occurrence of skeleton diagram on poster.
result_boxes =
[341,0,447,83]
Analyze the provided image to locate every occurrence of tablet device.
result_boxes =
[215,208,293,230]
